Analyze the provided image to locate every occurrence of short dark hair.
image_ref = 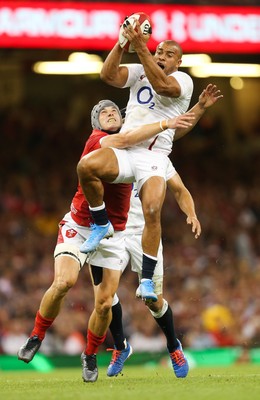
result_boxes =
[157,40,183,57]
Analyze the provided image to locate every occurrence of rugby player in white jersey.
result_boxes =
[78,21,206,302]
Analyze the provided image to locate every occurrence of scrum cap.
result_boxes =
[91,100,122,130]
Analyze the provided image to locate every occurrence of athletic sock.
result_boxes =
[109,302,126,350]
[89,202,109,226]
[153,305,178,352]
[85,329,106,355]
[141,253,157,280]
[30,310,55,341]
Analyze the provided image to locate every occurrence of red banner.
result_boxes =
[0,2,259,53]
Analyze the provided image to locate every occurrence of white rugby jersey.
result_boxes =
[121,63,193,156]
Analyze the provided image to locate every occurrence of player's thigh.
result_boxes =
[89,231,129,301]
[53,255,80,286]
[81,148,120,181]
[140,176,166,211]
[92,234,127,301]
[111,148,135,183]
[98,268,122,297]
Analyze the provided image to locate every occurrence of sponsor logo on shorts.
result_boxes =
[66,228,77,238]
[152,165,158,170]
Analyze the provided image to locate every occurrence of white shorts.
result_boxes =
[54,212,129,272]
[111,147,169,191]
[124,233,163,295]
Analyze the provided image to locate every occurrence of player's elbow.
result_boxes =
[100,69,109,83]
[154,82,181,97]
[115,137,131,148]
[100,70,115,85]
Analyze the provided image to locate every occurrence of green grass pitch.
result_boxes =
[1,364,259,400]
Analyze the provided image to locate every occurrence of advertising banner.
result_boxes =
[0,2,259,53]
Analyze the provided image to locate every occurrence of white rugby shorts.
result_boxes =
[111,147,169,191]
[54,212,129,271]
[124,233,164,295]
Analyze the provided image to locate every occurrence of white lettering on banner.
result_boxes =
[151,10,260,44]
[0,6,259,45]
[88,11,119,38]
[0,7,120,38]
[55,10,86,38]
[0,7,51,36]
[188,13,259,43]
[152,11,187,42]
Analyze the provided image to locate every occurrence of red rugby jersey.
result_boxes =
[70,129,131,231]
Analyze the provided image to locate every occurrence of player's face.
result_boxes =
[154,42,182,75]
[99,106,122,131]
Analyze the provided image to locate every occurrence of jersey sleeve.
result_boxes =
[172,71,194,99]
[81,130,107,158]
[123,64,143,88]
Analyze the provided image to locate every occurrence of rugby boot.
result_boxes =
[17,335,42,363]
[169,339,189,378]
[80,222,114,253]
[107,342,133,377]
[81,353,98,383]
[137,279,158,302]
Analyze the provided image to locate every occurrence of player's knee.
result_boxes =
[96,295,113,317]
[143,203,161,223]
[51,277,75,296]
[77,156,93,179]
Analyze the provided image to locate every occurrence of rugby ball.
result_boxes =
[118,12,152,53]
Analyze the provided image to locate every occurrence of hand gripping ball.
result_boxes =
[118,12,152,53]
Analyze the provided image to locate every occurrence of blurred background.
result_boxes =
[0,0,259,363]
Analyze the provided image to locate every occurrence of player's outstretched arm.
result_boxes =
[100,43,128,88]
[167,173,201,239]
[174,84,223,141]
[101,113,195,149]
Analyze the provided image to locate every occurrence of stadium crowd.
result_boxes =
[0,99,259,357]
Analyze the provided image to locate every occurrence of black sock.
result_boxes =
[109,302,126,350]
[142,253,157,280]
[153,305,178,352]
[90,206,109,225]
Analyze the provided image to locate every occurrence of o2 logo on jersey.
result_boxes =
[137,86,155,109]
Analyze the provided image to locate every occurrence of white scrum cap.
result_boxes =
[91,100,122,130]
